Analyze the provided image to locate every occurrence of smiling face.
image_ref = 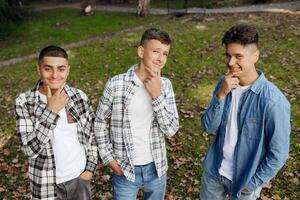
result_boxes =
[37,56,69,93]
[225,42,259,85]
[137,39,170,73]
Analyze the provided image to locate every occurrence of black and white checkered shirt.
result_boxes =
[95,65,179,181]
[15,81,98,200]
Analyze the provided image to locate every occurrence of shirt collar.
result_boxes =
[124,64,140,85]
[249,70,267,95]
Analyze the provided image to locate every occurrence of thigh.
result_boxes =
[56,182,67,200]
[112,173,139,200]
[238,186,262,200]
[142,174,166,200]
[73,177,92,200]
[200,171,227,200]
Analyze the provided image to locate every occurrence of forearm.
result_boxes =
[201,95,224,134]
[152,93,179,137]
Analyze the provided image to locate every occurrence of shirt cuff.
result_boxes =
[152,94,165,112]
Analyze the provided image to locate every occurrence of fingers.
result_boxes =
[55,84,65,95]
[46,85,52,98]
[157,70,161,78]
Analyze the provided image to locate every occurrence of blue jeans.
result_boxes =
[112,162,166,200]
[200,171,262,200]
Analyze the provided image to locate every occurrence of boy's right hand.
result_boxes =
[46,85,68,113]
[216,72,240,100]
[109,160,123,176]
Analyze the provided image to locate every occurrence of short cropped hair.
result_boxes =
[222,25,258,46]
[140,28,172,47]
[38,45,68,63]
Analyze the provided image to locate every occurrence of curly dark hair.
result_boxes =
[140,28,172,47]
[222,25,258,46]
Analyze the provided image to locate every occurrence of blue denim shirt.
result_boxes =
[201,71,290,198]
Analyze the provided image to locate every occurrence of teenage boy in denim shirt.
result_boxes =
[94,28,179,199]
[200,25,290,200]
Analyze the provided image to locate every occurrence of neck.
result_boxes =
[134,64,148,82]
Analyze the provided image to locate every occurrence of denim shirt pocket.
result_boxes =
[242,118,262,140]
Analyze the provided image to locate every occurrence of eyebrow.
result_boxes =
[42,65,67,68]
[224,52,243,56]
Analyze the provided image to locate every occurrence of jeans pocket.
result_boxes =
[241,190,252,196]
[79,176,91,182]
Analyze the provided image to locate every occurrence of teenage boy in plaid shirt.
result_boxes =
[15,46,98,200]
[95,28,179,199]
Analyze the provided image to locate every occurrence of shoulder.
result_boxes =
[66,85,89,101]
[260,80,290,108]
[15,88,34,106]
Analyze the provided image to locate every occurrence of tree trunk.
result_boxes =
[137,0,150,17]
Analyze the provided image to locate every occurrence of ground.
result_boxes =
[0,8,299,200]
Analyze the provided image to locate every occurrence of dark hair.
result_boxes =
[38,45,68,63]
[140,28,172,46]
[222,25,258,46]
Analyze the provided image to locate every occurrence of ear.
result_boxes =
[66,65,70,76]
[253,49,260,64]
[137,46,144,59]
[37,64,41,76]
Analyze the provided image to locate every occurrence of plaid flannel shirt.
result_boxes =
[94,65,179,181]
[15,81,98,200]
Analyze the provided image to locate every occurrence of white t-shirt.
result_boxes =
[219,85,250,180]
[128,72,154,165]
[39,92,86,184]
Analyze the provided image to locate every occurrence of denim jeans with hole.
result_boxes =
[112,162,166,200]
[200,171,262,200]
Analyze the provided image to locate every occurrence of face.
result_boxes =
[225,43,259,81]
[137,39,170,73]
[37,56,69,91]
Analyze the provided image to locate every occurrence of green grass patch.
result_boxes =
[0,8,160,61]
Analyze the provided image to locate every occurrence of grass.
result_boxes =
[0,11,299,200]
[0,8,160,61]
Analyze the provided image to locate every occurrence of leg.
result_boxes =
[56,182,67,200]
[73,177,92,200]
[200,171,227,200]
[238,186,262,200]
[112,173,140,200]
[140,162,166,200]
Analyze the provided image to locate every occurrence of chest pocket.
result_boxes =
[242,118,262,140]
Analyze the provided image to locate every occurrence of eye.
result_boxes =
[59,68,66,72]
[44,67,51,71]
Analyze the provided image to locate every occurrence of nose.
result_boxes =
[51,70,58,78]
[157,53,163,63]
[227,56,236,67]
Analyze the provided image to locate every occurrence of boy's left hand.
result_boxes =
[80,171,93,181]
[144,67,161,99]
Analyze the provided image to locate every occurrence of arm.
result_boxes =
[201,77,226,134]
[15,94,59,158]
[152,78,179,137]
[94,79,115,165]
[83,98,98,175]
[245,100,291,191]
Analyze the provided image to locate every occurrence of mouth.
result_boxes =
[228,66,242,73]
[48,79,62,84]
